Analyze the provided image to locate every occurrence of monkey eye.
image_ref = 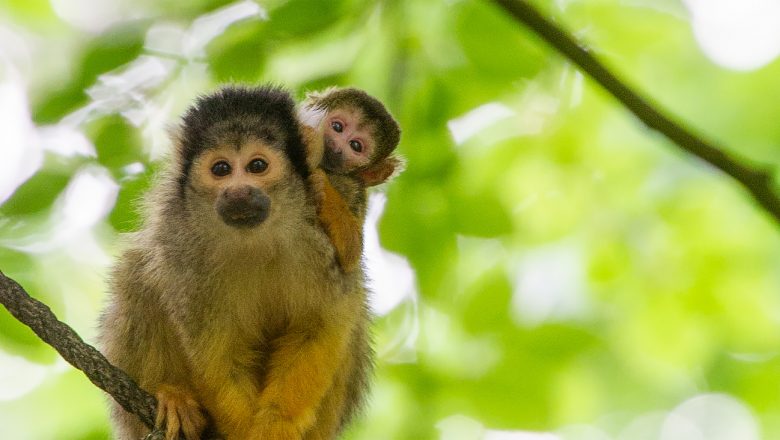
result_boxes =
[211,161,232,177]
[331,120,343,133]
[349,140,363,153]
[247,158,269,174]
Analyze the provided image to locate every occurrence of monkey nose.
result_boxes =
[218,186,270,228]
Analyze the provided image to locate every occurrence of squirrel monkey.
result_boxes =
[98,85,372,440]
[299,87,403,273]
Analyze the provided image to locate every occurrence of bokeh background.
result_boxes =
[2,0,780,439]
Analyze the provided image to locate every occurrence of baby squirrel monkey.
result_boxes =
[300,87,403,273]
[99,85,372,440]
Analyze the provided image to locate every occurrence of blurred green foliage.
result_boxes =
[2,0,780,439]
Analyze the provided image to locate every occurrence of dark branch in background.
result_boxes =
[490,0,780,225]
[0,270,211,440]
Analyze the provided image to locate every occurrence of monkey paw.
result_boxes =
[155,384,207,440]
[248,407,306,440]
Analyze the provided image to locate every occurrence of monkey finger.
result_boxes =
[178,399,207,440]
[155,384,206,440]
[155,398,168,429]
[164,403,181,440]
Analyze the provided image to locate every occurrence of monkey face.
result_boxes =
[191,140,289,229]
[320,107,375,174]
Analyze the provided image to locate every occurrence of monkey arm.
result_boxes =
[249,314,356,439]
[302,124,324,170]
[310,169,363,272]
[101,257,207,440]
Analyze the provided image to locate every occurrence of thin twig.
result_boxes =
[490,0,780,224]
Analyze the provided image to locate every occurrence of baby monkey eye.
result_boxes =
[247,158,269,174]
[331,121,343,133]
[349,140,363,153]
[211,161,231,177]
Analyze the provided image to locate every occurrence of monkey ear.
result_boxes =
[359,155,405,187]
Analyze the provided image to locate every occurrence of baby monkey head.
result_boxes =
[176,85,309,230]
[307,87,402,184]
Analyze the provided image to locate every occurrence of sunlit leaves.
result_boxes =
[33,23,146,124]
[454,0,546,81]
[207,19,269,82]
[4,0,780,439]
[0,169,70,217]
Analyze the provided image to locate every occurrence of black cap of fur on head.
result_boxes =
[177,85,310,195]
[309,87,401,162]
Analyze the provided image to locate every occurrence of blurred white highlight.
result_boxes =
[364,193,419,363]
[447,85,561,149]
[0,73,41,205]
[122,162,146,177]
[6,166,118,258]
[447,103,515,145]
[38,125,96,158]
[486,433,559,440]
[511,241,589,326]
[683,0,780,71]
[185,0,268,58]
[0,351,47,401]
[145,1,267,60]
[556,425,611,440]
[50,0,129,33]
[60,167,119,230]
[64,55,177,128]
[364,193,417,316]
[437,414,560,440]
[56,1,269,160]
[660,394,760,440]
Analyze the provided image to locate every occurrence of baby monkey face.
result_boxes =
[192,139,289,229]
[321,107,375,173]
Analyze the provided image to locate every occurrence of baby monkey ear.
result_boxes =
[359,155,406,187]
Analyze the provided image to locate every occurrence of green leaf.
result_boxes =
[207,19,269,82]
[0,169,70,217]
[264,0,355,39]
[454,1,546,81]
[33,23,146,124]
[453,191,513,237]
[109,167,155,233]
[87,115,144,173]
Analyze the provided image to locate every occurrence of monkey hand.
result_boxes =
[309,169,362,272]
[302,124,325,169]
[155,384,207,440]
[248,406,306,440]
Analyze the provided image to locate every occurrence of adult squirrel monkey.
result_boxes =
[98,85,372,440]
[299,87,403,273]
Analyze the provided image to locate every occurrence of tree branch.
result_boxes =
[490,0,780,224]
[0,270,219,440]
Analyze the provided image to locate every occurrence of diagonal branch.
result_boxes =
[0,270,157,427]
[0,270,220,440]
[490,0,780,224]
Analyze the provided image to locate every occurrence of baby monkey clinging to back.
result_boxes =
[99,85,372,440]
[300,87,403,272]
